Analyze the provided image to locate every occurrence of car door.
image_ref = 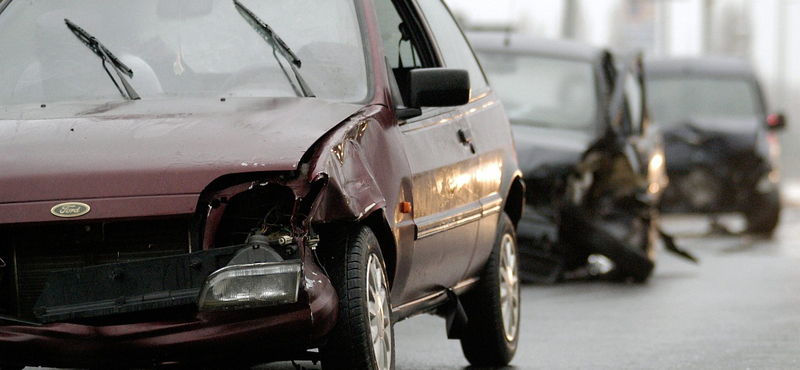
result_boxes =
[374,0,479,303]
[606,55,646,181]
[626,55,669,202]
[616,54,661,197]
[411,0,514,280]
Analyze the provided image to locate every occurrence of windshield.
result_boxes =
[647,77,762,126]
[478,52,597,130]
[0,0,368,104]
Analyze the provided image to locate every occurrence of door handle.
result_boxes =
[458,128,473,144]
[457,128,476,154]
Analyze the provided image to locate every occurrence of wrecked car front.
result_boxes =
[0,0,378,367]
[0,97,368,367]
[646,57,783,235]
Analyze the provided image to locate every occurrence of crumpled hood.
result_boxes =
[512,125,594,176]
[662,117,761,165]
[662,117,759,152]
[0,97,362,205]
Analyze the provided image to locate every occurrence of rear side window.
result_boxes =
[414,0,488,96]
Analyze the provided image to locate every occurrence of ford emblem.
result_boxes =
[50,202,91,218]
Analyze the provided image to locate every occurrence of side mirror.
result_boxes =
[408,68,470,108]
[767,113,786,130]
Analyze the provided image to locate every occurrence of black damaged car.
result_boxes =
[646,57,784,235]
[471,34,674,283]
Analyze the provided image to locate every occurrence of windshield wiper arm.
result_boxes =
[64,18,140,100]
[233,0,315,98]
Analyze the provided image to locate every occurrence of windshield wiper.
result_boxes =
[233,0,315,98]
[64,19,140,100]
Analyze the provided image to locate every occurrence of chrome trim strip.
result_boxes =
[416,204,483,239]
[415,193,505,240]
[481,193,503,217]
[469,90,492,103]
[453,276,480,291]
[392,291,446,313]
[401,96,498,133]
[392,277,480,314]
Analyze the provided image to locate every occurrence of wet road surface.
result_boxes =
[28,208,800,370]
[259,207,800,370]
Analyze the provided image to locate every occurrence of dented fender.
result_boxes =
[309,148,386,223]
[306,110,391,224]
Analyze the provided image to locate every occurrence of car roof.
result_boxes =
[467,32,607,63]
[645,56,757,79]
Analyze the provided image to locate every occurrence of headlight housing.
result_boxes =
[197,261,302,311]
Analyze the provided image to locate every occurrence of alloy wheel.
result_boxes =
[367,253,392,370]
[498,233,519,342]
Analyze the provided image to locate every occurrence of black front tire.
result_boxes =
[744,189,781,236]
[320,226,394,370]
[560,205,655,282]
[459,213,520,366]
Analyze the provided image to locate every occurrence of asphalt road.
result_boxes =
[259,207,800,370]
[27,208,800,370]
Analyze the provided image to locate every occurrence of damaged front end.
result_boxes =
[659,119,778,213]
[0,175,337,368]
[556,147,658,282]
[519,142,659,283]
[517,54,695,284]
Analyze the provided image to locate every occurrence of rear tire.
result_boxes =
[459,213,520,366]
[321,226,394,370]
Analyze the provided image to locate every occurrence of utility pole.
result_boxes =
[655,0,673,56]
[702,0,713,54]
[562,0,578,39]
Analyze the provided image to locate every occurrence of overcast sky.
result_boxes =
[445,0,799,109]
[445,0,800,175]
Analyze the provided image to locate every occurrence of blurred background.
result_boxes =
[445,0,800,180]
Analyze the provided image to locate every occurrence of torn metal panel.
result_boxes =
[308,114,389,223]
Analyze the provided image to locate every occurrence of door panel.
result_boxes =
[397,108,479,303]
[457,92,514,279]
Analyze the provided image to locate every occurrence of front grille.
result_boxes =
[1,218,192,321]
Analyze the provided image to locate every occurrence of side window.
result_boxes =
[374,0,422,70]
[374,0,429,107]
[414,0,489,95]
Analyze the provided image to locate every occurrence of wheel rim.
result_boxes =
[498,233,520,342]
[367,253,392,370]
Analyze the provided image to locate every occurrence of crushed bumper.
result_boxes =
[0,253,337,368]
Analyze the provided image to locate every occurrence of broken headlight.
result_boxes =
[197,261,302,311]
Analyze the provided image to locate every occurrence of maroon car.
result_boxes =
[0,0,523,369]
